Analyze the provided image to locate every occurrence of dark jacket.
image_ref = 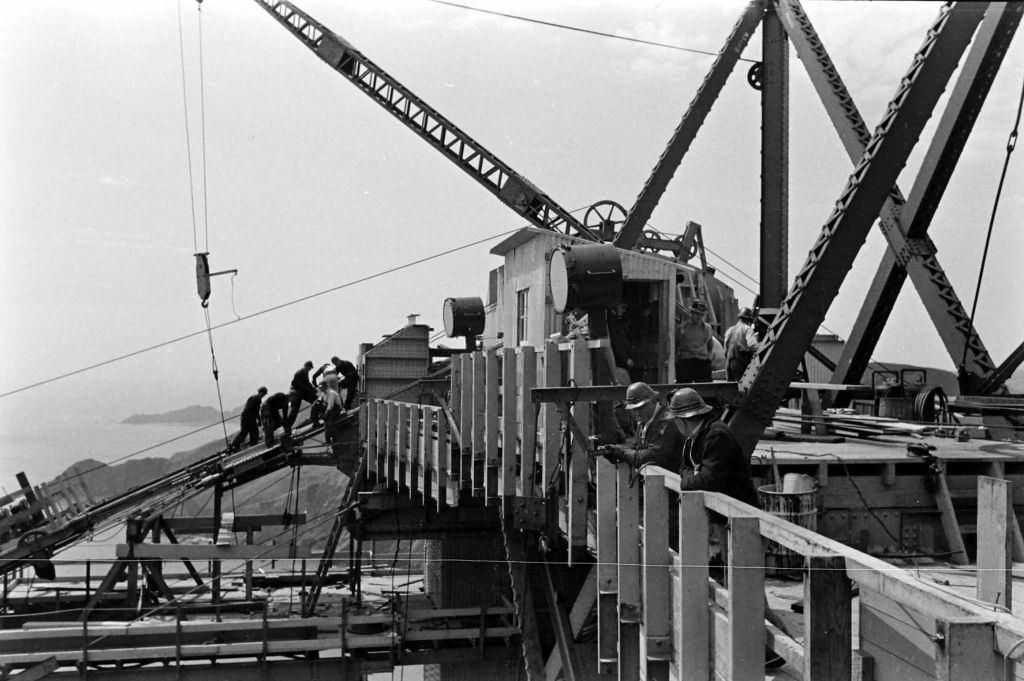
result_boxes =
[678,417,758,506]
[290,367,316,401]
[240,393,263,423]
[606,311,633,368]
[261,392,290,418]
[620,404,682,471]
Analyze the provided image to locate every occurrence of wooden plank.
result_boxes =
[569,339,592,548]
[366,399,378,474]
[617,463,641,681]
[436,410,449,511]
[459,352,473,489]
[485,348,500,503]
[162,514,306,533]
[977,476,1013,610]
[541,340,563,500]
[397,403,410,493]
[116,544,312,560]
[472,350,486,497]
[387,402,399,486]
[419,406,432,501]
[372,400,384,479]
[677,492,709,681]
[933,461,968,565]
[934,617,1003,681]
[518,345,538,498]
[804,554,852,681]
[859,585,935,679]
[501,347,517,499]
[597,457,619,677]
[642,475,671,680]
[985,462,1024,562]
[408,404,421,498]
[727,516,764,681]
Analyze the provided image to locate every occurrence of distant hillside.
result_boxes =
[122,404,241,425]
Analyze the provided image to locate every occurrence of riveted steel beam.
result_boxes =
[729,3,988,453]
[760,4,789,309]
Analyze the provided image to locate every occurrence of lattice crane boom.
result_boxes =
[252,0,600,242]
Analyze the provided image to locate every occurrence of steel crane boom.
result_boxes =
[252,0,600,242]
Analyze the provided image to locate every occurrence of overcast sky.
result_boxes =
[1,0,1022,433]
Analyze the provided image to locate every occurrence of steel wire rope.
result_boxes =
[0,227,523,400]
[960,68,1024,374]
[427,0,760,63]
[176,0,199,254]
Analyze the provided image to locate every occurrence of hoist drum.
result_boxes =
[443,297,485,338]
[549,244,622,314]
[195,253,211,303]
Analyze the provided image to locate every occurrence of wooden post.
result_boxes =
[728,516,764,681]
[932,461,968,565]
[437,407,454,508]
[501,348,517,499]
[617,464,641,681]
[977,476,1012,610]
[387,402,399,486]
[397,403,409,493]
[366,399,378,477]
[677,492,709,681]
[408,404,421,497]
[374,400,385,481]
[597,457,619,677]
[569,339,591,548]
[484,348,500,503]
[541,340,563,500]
[804,554,852,681]
[934,617,1003,681]
[420,406,435,503]
[472,350,487,497]
[518,346,537,498]
[642,475,671,681]
[459,352,473,490]
[984,462,1024,562]
[245,526,255,601]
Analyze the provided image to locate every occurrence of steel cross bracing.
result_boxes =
[615,0,766,249]
[728,3,989,453]
[252,0,601,243]
[773,0,1021,395]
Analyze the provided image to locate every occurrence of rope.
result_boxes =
[176,0,199,254]
[203,306,230,447]
[197,0,210,253]
[961,68,1024,372]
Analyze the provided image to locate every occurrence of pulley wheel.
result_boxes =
[583,200,627,241]
[747,62,764,90]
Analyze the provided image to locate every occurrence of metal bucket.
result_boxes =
[758,483,818,571]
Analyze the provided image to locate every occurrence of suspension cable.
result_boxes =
[197,0,210,253]
[960,69,1024,373]
[176,0,199,254]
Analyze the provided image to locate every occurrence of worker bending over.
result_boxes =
[229,386,267,452]
[287,360,318,429]
[261,391,291,447]
[594,382,680,472]
[313,356,360,410]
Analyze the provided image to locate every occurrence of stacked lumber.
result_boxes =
[770,407,931,439]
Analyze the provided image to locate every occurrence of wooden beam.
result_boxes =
[642,475,671,680]
[484,347,500,502]
[984,462,1024,561]
[397,403,410,492]
[408,404,421,498]
[804,554,852,681]
[934,617,1003,681]
[436,410,451,510]
[162,514,307,533]
[472,349,486,496]
[518,346,538,498]
[116,544,312,560]
[597,457,619,677]
[617,464,641,681]
[541,340,562,500]
[501,347,517,499]
[419,406,432,501]
[727,516,764,681]
[366,399,378,475]
[932,461,968,565]
[976,476,1012,610]
[532,382,738,406]
[677,492,709,681]
[569,340,591,548]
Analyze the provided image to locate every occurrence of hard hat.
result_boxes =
[258,386,268,395]
[668,388,713,419]
[688,300,708,315]
[624,382,658,410]
[738,307,754,321]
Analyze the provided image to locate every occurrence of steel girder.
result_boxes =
[252,0,600,242]
[728,3,989,453]
[774,0,1021,394]
[760,5,790,309]
[615,1,766,249]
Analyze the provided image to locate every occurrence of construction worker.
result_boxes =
[593,382,680,472]
[669,388,757,505]
[723,307,759,381]
[675,300,715,383]
[321,376,344,444]
[229,386,267,452]
[261,391,291,447]
[313,356,360,410]
[607,301,637,382]
[287,360,318,429]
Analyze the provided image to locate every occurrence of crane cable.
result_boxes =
[960,68,1024,375]
[180,0,230,446]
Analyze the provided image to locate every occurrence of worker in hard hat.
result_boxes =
[669,388,757,505]
[723,307,760,381]
[229,386,267,453]
[287,361,318,430]
[675,300,715,383]
[261,391,291,447]
[592,382,681,472]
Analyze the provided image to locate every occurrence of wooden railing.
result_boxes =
[364,342,1024,680]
